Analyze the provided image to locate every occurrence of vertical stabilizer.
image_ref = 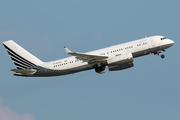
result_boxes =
[3,40,43,69]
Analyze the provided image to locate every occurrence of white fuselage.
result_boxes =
[36,35,174,77]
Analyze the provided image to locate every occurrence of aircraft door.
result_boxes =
[151,39,155,47]
[146,41,151,54]
[44,65,49,73]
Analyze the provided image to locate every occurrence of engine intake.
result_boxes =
[95,65,106,74]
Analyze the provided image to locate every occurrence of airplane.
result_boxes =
[3,35,174,77]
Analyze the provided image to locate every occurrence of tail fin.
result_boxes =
[3,40,43,69]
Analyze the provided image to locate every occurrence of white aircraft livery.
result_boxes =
[3,35,174,77]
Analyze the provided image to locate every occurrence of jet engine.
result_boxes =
[107,53,134,71]
[95,65,106,74]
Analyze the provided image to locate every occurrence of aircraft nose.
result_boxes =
[166,39,174,48]
[169,39,174,46]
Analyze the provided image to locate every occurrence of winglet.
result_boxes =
[64,46,72,54]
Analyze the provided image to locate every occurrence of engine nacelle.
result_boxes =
[108,62,134,71]
[108,53,133,65]
[107,53,134,71]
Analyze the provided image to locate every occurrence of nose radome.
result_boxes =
[169,39,174,45]
[167,39,174,47]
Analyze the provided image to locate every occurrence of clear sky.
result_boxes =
[0,0,180,120]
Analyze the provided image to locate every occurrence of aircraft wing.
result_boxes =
[64,47,109,64]
[11,69,37,75]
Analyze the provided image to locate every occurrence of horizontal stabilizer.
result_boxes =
[11,69,37,75]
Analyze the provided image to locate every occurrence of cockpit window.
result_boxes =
[160,37,166,40]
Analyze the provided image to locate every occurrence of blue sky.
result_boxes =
[0,0,180,120]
